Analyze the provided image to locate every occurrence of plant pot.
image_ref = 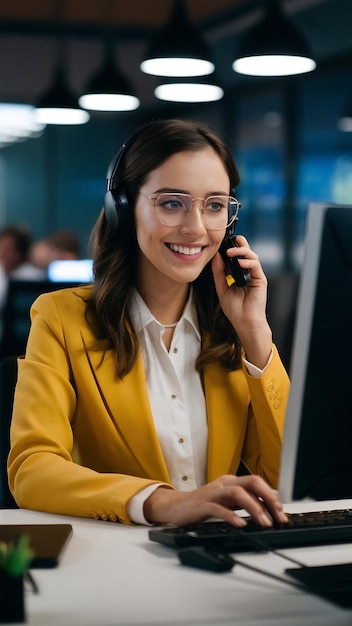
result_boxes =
[0,572,25,623]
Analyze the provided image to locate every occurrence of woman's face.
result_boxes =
[134,147,230,290]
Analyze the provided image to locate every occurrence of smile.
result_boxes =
[167,243,203,256]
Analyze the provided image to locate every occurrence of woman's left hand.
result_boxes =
[211,235,272,369]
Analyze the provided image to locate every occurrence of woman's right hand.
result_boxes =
[143,474,288,527]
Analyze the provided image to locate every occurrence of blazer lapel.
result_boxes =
[80,326,171,483]
[204,362,249,482]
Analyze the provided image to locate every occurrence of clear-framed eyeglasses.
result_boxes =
[142,192,240,231]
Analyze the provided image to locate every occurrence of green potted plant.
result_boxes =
[0,535,34,623]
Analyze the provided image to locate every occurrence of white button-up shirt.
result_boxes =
[130,289,207,491]
[127,289,271,524]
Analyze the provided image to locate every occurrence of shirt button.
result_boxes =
[178,437,184,444]
[108,514,117,522]
[182,475,188,482]
[92,512,99,520]
[171,393,177,399]
[266,382,275,391]
[173,347,178,353]
[100,514,108,521]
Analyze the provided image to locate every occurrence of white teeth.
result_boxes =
[169,244,202,255]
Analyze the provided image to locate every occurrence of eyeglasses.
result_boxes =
[142,192,240,230]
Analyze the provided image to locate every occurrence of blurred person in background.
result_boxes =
[29,230,81,272]
[12,230,81,280]
[0,224,32,326]
[0,224,31,278]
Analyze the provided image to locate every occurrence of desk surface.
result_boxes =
[1,500,352,626]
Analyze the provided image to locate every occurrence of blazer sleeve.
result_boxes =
[7,289,172,524]
[240,345,290,487]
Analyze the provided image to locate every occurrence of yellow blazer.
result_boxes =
[8,286,290,524]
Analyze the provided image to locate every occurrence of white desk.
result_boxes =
[1,500,352,626]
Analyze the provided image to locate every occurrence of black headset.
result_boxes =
[104,128,146,232]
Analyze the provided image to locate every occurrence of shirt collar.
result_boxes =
[130,288,201,341]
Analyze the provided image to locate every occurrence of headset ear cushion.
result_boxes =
[116,186,129,216]
[103,128,143,231]
[104,185,130,231]
[104,190,119,230]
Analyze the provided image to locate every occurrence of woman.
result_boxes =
[8,118,290,528]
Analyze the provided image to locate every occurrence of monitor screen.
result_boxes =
[279,202,352,502]
[47,259,93,282]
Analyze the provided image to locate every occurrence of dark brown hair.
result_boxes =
[87,118,242,377]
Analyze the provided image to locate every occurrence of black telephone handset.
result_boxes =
[219,222,251,288]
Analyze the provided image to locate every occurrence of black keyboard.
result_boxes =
[149,509,352,553]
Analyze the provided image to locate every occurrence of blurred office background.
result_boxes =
[0,0,352,365]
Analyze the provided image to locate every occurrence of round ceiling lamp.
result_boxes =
[79,46,140,112]
[233,0,316,77]
[140,0,215,77]
[35,66,90,125]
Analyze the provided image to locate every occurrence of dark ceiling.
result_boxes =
[0,0,352,110]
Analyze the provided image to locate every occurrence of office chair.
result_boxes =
[266,271,299,373]
[0,279,82,359]
[0,355,19,508]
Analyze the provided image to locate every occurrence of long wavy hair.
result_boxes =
[86,118,242,377]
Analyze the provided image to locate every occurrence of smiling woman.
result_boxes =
[8,118,290,530]
[134,148,231,295]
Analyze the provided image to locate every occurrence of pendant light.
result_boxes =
[79,44,140,112]
[233,0,316,77]
[337,99,352,132]
[0,104,45,148]
[35,64,90,126]
[154,75,223,103]
[337,117,352,133]
[140,0,215,77]
[34,0,89,125]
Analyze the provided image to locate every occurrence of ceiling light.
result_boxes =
[79,46,140,112]
[337,117,352,133]
[155,77,223,103]
[0,104,46,148]
[263,111,282,128]
[337,100,352,132]
[233,0,316,77]
[35,66,90,125]
[0,104,44,134]
[0,133,21,144]
[140,0,214,77]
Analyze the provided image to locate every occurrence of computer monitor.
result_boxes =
[279,202,352,502]
[47,259,93,282]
